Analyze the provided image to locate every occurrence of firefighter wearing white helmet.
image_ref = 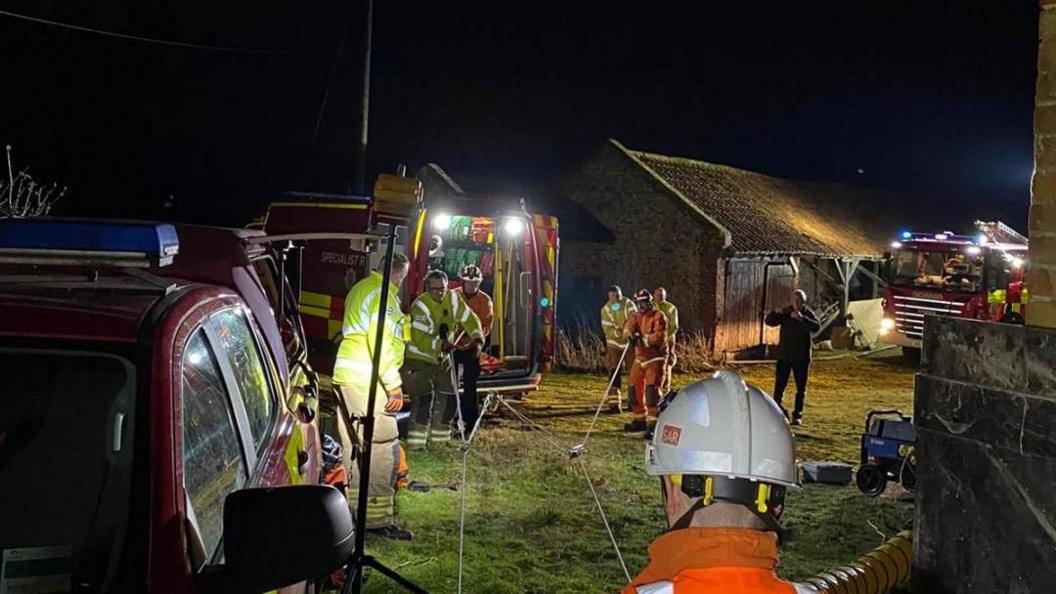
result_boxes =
[623,370,816,594]
[621,288,668,433]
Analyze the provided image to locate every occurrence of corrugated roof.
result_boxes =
[619,142,892,258]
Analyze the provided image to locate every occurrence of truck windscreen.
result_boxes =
[891,249,984,292]
[0,349,136,593]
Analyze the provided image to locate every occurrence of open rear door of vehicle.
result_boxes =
[260,195,376,374]
[532,214,559,372]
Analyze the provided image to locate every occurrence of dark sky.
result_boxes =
[0,1,1040,230]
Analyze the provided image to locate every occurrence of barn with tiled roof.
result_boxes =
[559,139,894,360]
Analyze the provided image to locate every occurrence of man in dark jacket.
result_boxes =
[764,289,821,425]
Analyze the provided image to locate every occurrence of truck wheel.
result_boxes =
[856,463,888,496]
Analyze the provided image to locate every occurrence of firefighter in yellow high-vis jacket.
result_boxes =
[332,252,413,541]
[403,269,484,450]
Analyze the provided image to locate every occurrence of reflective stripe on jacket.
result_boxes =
[407,290,483,364]
[333,272,406,397]
[455,288,493,348]
[657,300,679,344]
[622,528,814,594]
[601,298,638,348]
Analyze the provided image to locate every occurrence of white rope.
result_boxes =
[577,341,631,450]
[578,457,632,582]
[454,393,631,590]
[456,393,494,594]
[497,398,574,456]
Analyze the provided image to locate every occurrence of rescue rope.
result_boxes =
[578,457,632,582]
[497,398,576,455]
[449,366,637,592]
[456,393,496,594]
[577,341,631,450]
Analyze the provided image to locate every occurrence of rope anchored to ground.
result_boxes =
[449,347,634,592]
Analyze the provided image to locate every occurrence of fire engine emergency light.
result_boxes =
[0,219,179,267]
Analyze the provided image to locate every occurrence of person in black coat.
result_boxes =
[764,289,821,425]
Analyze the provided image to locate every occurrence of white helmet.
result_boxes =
[646,370,798,535]
[646,369,797,487]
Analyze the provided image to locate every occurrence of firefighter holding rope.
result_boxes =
[621,288,668,433]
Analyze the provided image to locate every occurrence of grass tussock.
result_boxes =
[358,354,916,593]
[556,325,717,373]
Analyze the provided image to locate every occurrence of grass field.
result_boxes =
[358,354,916,593]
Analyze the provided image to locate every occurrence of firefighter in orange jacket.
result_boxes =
[453,264,493,428]
[624,371,815,594]
[622,289,668,433]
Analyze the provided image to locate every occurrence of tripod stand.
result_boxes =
[335,222,429,594]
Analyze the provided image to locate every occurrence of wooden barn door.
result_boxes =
[761,262,796,346]
[720,260,765,355]
[717,258,796,358]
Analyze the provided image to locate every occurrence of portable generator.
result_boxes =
[856,409,917,496]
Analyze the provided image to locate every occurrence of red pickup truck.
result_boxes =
[0,219,352,594]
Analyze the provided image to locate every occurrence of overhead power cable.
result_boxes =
[0,8,284,54]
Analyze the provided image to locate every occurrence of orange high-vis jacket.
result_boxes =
[621,528,815,594]
[455,287,493,348]
[624,309,668,361]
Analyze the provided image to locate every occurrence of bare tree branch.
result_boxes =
[0,145,66,217]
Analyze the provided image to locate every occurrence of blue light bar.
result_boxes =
[0,219,179,267]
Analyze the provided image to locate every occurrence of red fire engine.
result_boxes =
[879,221,1029,353]
[261,180,560,396]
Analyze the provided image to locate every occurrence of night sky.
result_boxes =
[0,1,1040,230]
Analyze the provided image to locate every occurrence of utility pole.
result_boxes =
[356,0,374,195]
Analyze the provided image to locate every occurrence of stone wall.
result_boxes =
[1031,1,1056,328]
[913,315,1056,592]
[558,142,727,333]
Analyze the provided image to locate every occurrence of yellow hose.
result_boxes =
[800,530,912,594]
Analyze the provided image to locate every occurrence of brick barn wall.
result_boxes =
[1031,1,1056,327]
[558,142,727,336]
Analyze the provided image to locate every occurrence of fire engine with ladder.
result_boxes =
[879,220,1028,354]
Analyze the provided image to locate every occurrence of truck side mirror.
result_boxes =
[199,486,354,594]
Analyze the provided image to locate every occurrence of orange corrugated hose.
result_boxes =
[799,530,913,594]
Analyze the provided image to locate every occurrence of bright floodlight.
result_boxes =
[976,234,989,245]
[1012,257,1025,269]
[433,213,452,231]
[966,246,981,256]
[504,218,525,235]
[891,241,902,249]
[880,318,895,335]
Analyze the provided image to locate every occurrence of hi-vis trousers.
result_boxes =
[333,385,400,529]
[402,358,456,450]
[628,356,665,418]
